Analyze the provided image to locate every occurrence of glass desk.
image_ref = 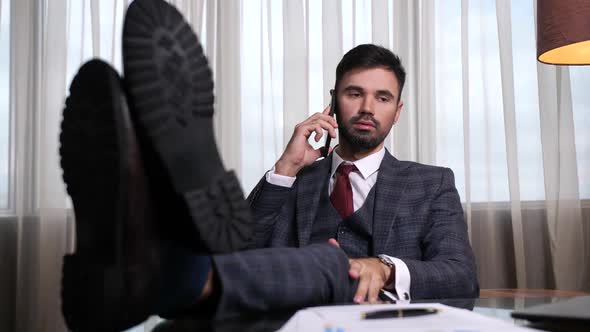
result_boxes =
[149,289,589,332]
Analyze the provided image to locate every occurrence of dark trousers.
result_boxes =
[212,243,356,318]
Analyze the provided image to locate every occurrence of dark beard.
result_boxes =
[337,114,387,151]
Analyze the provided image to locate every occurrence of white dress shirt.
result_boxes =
[266,146,411,301]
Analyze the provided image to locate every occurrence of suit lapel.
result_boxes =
[296,155,332,246]
[372,150,411,255]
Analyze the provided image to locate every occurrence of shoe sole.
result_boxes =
[123,0,253,253]
[60,59,128,265]
[60,59,156,331]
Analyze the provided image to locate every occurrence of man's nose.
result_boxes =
[359,96,375,115]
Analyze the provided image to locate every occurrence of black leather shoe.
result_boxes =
[122,0,253,254]
[60,59,161,331]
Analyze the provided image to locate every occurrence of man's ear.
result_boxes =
[393,100,404,125]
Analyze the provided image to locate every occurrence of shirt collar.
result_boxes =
[331,146,386,180]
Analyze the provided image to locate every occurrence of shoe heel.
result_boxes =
[62,255,152,332]
[182,171,254,253]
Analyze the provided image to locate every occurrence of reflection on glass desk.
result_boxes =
[150,289,589,332]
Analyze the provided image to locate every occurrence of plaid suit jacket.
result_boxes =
[247,149,479,299]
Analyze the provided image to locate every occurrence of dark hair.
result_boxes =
[334,44,406,98]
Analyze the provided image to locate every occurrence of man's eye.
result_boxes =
[379,97,390,102]
[349,92,361,97]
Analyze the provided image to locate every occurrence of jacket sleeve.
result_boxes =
[246,175,296,248]
[402,168,479,299]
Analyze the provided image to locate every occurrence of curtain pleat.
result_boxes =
[80,0,85,64]
[495,0,527,288]
[266,0,281,159]
[552,68,585,291]
[40,0,70,329]
[322,0,343,101]
[90,0,99,56]
[110,0,118,64]
[532,1,586,291]
[194,0,204,38]
[259,0,265,172]
[477,0,504,289]
[352,0,357,45]
[205,0,216,66]
[392,0,434,164]
[282,0,308,147]
[215,0,242,174]
[371,0,388,47]
[12,0,40,330]
[460,0,472,243]
[417,0,435,164]
[391,0,416,161]
[540,65,585,291]
[179,0,189,24]
[371,0,393,152]
[260,0,273,172]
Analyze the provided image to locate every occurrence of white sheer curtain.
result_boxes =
[432,0,589,291]
[4,0,589,331]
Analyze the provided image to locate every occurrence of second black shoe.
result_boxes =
[60,59,163,331]
[122,0,253,254]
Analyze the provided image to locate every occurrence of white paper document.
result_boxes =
[277,303,539,332]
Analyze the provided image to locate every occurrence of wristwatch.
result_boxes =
[378,254,395,268]
[377,255,411,300]
[378,254,396,287]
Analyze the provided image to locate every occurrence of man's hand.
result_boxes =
[349,257,394,304]
[328,239,394,304]
[274,106,337,177]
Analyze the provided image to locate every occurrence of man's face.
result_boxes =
[335,67,403,151]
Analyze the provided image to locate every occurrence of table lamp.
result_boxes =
[537,0,590,65]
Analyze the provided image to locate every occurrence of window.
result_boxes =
[434,0,589,202]
[571,66,590,199]
[0,0,11,210]
[241,0,589,202]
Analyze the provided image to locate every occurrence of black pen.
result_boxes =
[362,308,438,319]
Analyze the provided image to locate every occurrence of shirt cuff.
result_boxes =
[383,255,411,302]
[265,167,297,188]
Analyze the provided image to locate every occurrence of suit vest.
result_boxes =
[309,174,377,258]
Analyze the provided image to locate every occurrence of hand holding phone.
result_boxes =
[323,90,337,157]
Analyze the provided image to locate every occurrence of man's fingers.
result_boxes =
[367,281,381,304]
[313,125,323,142]
[297,120,336,140]
[354,277,370,303]
[309,120,337,142]
[348,261,361,279]
[312,119,337,138]
[323,105,331,114]
[297,123,322,141]
[304,112,338,128]
[328,238,340,248]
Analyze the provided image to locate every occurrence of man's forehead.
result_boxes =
[339,67,400,92]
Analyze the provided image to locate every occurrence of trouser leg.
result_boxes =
[212,243,356,319]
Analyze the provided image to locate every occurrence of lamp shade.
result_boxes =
[537,0,590,65]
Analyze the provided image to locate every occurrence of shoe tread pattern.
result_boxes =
[123,0,253,253]
[183,171,254,253]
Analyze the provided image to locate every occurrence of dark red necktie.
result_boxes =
[330,164,357,219]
